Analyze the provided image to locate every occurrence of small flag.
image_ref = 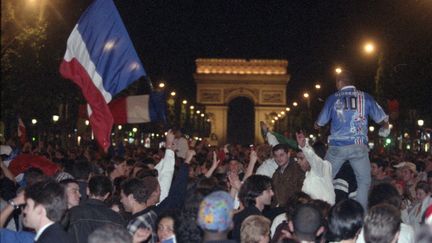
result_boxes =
[109,93,166,125]
[59,0,146,151]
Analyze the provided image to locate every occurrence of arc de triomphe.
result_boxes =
[194,58,290,145]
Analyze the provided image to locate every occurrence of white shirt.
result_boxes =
[34,222,54,241]
[155,149,175,204]
[300,142,335,205]
[255,132,279,178]
[270,213,287,238]
[256,158,278,178]
[356,223,415,243]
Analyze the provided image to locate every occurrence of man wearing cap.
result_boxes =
[394,162,418,201]
[197,191,236,243]
[315,70,390,210]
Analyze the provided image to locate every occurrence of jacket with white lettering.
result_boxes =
[316,86,388,146]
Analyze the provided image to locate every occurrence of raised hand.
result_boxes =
[165,129,175,149]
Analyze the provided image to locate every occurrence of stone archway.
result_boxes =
[194,58,290,145]
[227,96,255,145]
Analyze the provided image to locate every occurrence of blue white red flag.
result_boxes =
[109,93,166,125]
[59,0,146,151]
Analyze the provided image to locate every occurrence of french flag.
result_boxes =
[59,0,146,151]
[109,93,166,125]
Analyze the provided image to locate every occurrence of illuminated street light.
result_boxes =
[286,107,291,112]
[417,119,424,127]
[369,126,375,132]
[277,114,282,118]
[281,111,285,115]
[293,102,298,107]
[190,105,195,110]
[118,125,122,130]
[31,119,37,125]
[200,113,205,117]
[182,100,187,105]
[196,110,201,114]
[303,92,309,98]
[52,115,59,122]
[335,67,342,74]
[158,82,165,88]
[363,42,375,54]
[85,120,90,126]
[170,91,176,97]
[132,127,138,133]
[315,84,321,90]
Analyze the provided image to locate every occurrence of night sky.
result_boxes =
[26,0,432,116]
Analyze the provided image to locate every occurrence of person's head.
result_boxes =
[125,159,135,177]
[239,175,273,209]
[368,183,402,209]
[285,191,312,220]
[87,175,113,200]
[121,177,159,212]
[289,204,324,242]
[335,70,353,90]
[415,181,431,202]
[240,215,271,243]
[364,203,401,243]
[197,191,234,233]
[326,199,364,242]
[107,156,128,178]
[157,212,178,242]
[88,224,132,243]
[371,159,388,177]
[23,180,67,230]
[395,162,417,182]
[272,144,290,167]
[256,144,272,162]
[296,151,310,172]
[228,159,242,174]
[59,179,81,208]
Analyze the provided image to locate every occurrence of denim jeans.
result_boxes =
[325,144,371,210]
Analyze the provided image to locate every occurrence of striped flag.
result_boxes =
[59,0,146,151]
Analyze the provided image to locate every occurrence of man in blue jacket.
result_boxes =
[315,70,390,210]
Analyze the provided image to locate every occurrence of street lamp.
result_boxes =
[158,82,165,88]
[132,127,138,133]
[52,115,59,123]
[335,67,342,74]
[363,42,375,55]
[85,120,90,126]
[303,92,309,98]
[286,107,291,112]
[190,105,195,110]
[31,119,37,125]
[293,102,298,107]
[417,119,424,127]
[182,100,187,105]
[369,126,375,132]
[315,84,321,90]
[170,91,176,97]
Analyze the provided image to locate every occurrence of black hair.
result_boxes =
[272,144,289,154]
[312,140,327,160]
[416,181,430,194]
[88,175,113,197]
[59,178,79,187]
[326,199,364,242]
[285,191,312,220]
[364,203,401,243]
[368,183,401,209]
[292,203,323,241]
[25,179,67,222]
[239,175,272,207]
[371,158,388,170]
[121,178,149,203]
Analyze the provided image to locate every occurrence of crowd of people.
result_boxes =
[0,71,431,243]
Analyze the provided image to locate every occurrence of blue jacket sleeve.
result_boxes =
[154,163,190,215]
